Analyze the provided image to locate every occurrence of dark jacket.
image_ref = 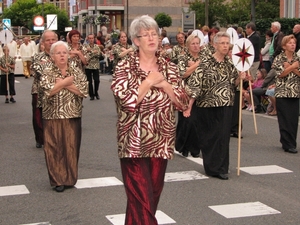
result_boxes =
[273,31,284,58]
[248,31,261,62]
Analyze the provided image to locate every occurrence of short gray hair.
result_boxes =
[272,21,281,30]
[213,31,230,44]
[129,15,159,40]
[50,41,68,55]
[41,30,58,42]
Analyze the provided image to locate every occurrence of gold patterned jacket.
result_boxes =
[112,42,132,69]
[186,53,239,108]
[273,52,300,98]
[30,52,53,107]
[84,43,102,70]
[111,51,189,159]
[200,43,215,57]
[177,51,201,82]
[170,44,188,64]
[0,55,15,74]
[68,43,88,71]
[40,64,88,119]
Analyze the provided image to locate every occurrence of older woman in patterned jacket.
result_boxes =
[175,34,202,158]
[111,15,188,225]
[273,35,300,154]
[40,41,88,192]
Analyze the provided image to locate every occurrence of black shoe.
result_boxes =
[191,154,200,158]
[95,95,100,100]
[242,106,247,110]
[36,143,43,148]
[181,152,188,157]
[90,97,94,100]
[212,174,229,180]
[5,98,9,103]
[55,185,65,192]
[284,148,298,154]
[230,132,243,139]
[10,97,16,103]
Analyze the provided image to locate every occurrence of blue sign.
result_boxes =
[3,18,11,30]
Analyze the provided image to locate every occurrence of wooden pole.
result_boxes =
[248,71,258,134]
[237,76,243,176]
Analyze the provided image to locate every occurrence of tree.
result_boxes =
[2,0,70,34]
[189,0,280,27]
[255,0,280,19]
[189,0,229,27]
[154,12,172,29]
[227,0,251,25]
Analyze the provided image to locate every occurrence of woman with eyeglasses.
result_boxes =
[40,41,88,192]
[111,15,188,224]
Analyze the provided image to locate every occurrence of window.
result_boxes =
[284,0,295,18]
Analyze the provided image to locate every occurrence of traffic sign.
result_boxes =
[47,14,57,30]
[34,16,44,26]
[3,18,11,30]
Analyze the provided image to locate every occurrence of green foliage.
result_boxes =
[2,0,70,34]
[240,18,300,36]
[154,12,172,28]
[189,0,230,27]
[189,0,280,27]
[255,0,279,19]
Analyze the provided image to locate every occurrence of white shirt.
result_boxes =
[20,43,35,61]
[7,40,17,57]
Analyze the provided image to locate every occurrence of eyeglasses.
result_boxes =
[54,51,68,55]
[217,42,230,46]
[137,33,158,39]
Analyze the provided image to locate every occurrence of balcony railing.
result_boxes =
[87,0,124,7]
[75,0,124,13]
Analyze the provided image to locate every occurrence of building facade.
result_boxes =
[72,0,191,39]
[280,0,300,18]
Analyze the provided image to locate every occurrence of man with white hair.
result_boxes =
[269,21,284,63]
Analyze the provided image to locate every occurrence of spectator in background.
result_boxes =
[245,22,261,79]
[292,24,300,53]
[269,21,284,64]
[244,68,267,112]
[261,29,273,73]
[7,39,18,58]
[202,25,210,45]
[237,27,245,38]
[161,29,170,45]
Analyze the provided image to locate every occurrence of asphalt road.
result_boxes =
[0,75,300,225]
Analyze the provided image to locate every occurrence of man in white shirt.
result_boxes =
[19,37,35,78]
[7,39,18,58]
